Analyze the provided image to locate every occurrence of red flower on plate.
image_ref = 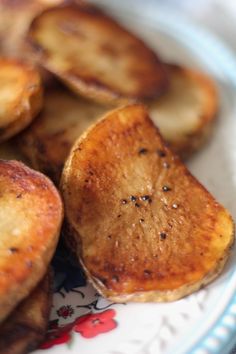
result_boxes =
[40,309,117,349]
[40,322,74,349]
[57,305,74,319]
[74,309,117,338]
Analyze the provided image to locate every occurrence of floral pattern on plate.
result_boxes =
[40,239,118,350]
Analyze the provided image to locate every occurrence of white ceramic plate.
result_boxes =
[5,3,236,354]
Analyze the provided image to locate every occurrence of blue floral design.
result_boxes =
[52,238,87,292]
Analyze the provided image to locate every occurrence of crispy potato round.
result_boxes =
[0,58,43,142]
[28,3,168,104]
[18,86,109,184]
[150,64,218,158]
[0,272,52,354]
[0,160,62,322]
[61,104,234,302]
[0,1,65,60]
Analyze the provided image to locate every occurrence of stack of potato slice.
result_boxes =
[0,159,63,353]
[0,1,233,353]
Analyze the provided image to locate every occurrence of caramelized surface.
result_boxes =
[0,272,52,354]
[62,104,234,302]
[28,3,168,104]
[0,58,43,142]
[19,86,109,184]
[150,64,218,158]
[0,160,62,321]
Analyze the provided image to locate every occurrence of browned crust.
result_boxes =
[150,63,218,159]
[61,104,234,302]
[0,160,63,322]
[0,271,53,354]
[0,58,43,142]
[17,86,109,184]
[28,3,168,104]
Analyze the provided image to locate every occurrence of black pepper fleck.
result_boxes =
[16,193,22,199]
[157,150,166,157]
[138,148,148,155]
[140,218,145,223]
[117,214,121,218]
[9,247,19,253]
[162,185,171,192]
[144,270,152,277]
[112,275,119,282]
[160,232,167,240]
[130,196,137,202]
[141,195,150,201]
[135,203,140,208]
[107,235,112,239]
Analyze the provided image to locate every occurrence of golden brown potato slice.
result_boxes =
[28,3,168,105]
[0,0,65,85]
[0,272,52,354]
[61,104,234,302]
[0,58,43,142]
[149,64,218,158]
[18,87,109,184]
[0,160,62,322]
[0,0,64,59]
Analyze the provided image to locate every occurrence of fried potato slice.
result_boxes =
[0,160,62,322]
[0,272,52,354]
[0,0,64,58]
[28,3,168,104]
[150,64,218,158]
[0,0,64,85]
[0,58,43,142]
[61,104,234,302]
[19,87,109,184]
